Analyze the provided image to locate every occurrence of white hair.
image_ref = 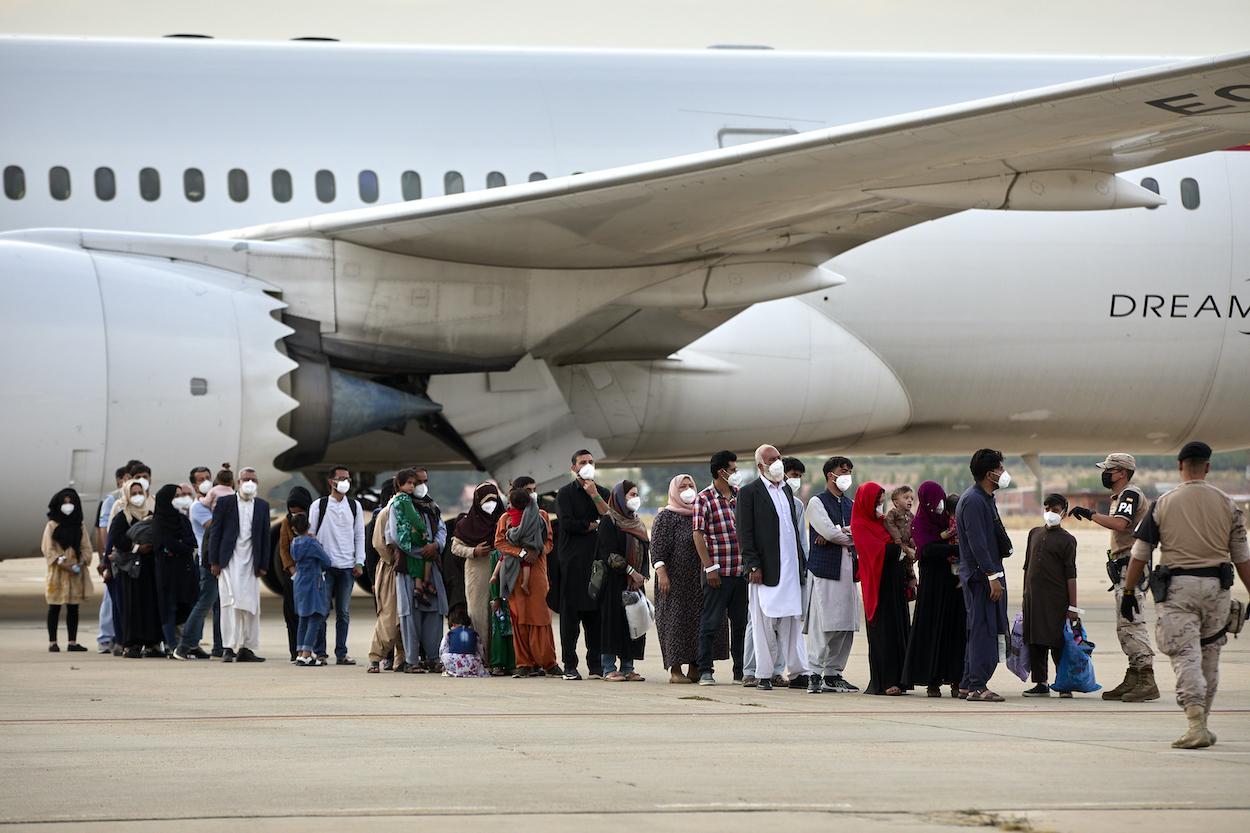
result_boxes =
[239,466,257,476]
[754,445,777,466]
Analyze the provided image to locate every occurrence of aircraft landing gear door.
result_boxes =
[716,127,797,148]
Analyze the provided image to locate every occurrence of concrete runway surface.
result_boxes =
[1,528,1247,833]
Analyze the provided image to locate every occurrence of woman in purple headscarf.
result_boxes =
[901,481,966,697]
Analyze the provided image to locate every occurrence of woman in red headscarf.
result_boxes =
[850,482,912,695]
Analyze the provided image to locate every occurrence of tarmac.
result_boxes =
[1,527,1247,833]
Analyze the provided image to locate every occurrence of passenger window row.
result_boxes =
[1,166,551,203]
[1139,176,1200,210]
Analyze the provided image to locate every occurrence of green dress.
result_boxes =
[488,550,515,671]
[392,492,430,578]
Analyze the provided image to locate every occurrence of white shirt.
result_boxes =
[236,495,255,552]
[308,495,365,569]
[759,479,802,618]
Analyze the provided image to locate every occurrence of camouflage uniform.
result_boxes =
[1110,485,1153,670]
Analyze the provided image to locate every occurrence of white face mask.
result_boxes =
[785,477,801,492]
[335,478,351,495]
[172,495,194,511]
[996,470,1011,489]
[726,470,744,489]
[764,458,785,482]
[136,477,150,492]
[239,480,258,498]
[875,504,885,517]
[1043,510,1062,528]
[577,463,595,481]
[679,488,697,505]
[413,483,429,499]
[625,495,642,513]
[834,474,853,493]
[197,480,211,496]
[129,494,146,507]
[529,491,538,503]
[59,503,75,516]
[481,499,498,516]
[936,499,945,513]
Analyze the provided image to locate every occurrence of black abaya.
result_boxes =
[901,541,967,688]
[865,543,912,694]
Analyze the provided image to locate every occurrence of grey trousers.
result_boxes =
[807,630,854,677]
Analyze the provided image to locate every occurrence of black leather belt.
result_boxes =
[1169,566,1223,578]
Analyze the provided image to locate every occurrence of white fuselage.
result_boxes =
[1,37,1247,554]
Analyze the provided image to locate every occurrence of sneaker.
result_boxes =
[336,656,357,666]
[563,669,583,681]
[96,643,113,654]
[112,644,124,657]
[67,643,88,652]
[544,665,562,677]
[826,675,859,693]
[171,647,191,661]
[221,648,236,663]
[187,647,211,659]
[296,656,313,667]
[789,674,810,690]
[698,672,717,686]
[741,675,758,688]
[236,648,266,663]
[512,666,532,679]
[756,678,773,691]
[210,648,224,658]
[588,673,604,680]
[1023,683,1051,697]
[807,675,822,694]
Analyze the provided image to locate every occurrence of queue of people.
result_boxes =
[41,440,1248,749]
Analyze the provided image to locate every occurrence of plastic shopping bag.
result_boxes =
[1052,620,1100,694]
[1006,612,1031,682]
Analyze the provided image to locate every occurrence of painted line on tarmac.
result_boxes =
[1,707,1246,726]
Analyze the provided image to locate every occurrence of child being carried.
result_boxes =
[388,470,436,602]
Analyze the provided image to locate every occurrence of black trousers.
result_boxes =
[1029,643,1063,683]
[559,606,603,675]
[280,570,298,661]
[47,604,78,642]
[698,574,748,676]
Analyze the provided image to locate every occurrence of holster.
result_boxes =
[1220,562,1234,590]
[1105,557,1122,588]
[1149,564,1171,604]
[1228,598,1245,639]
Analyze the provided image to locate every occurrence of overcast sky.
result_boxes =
[2,0,1248,55]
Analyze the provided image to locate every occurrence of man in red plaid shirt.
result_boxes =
[694,450,749,685]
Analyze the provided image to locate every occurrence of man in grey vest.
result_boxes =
[803,456,861,693]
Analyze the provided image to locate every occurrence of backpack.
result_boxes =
[314,495,358,534]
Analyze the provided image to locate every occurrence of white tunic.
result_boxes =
[758,480,802,618]
[219,496,260,616]
[803,493,862,632]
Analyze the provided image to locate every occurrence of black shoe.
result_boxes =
[807,675,822,694]
[221,649,236,663]
[336,656,357,666]
[1023,683,1051,697]
[825,675,859,693]
[210,647,224,658]
[187,647,211,659]
[142,646,164,658]
[171,647,191,661]
[756,678,773,691]
[562,668,583,681]
[237,648,266,663]
[67,643,88,652]
[48,644,60,652]
[124,646,143,659]
[789,674,810,689]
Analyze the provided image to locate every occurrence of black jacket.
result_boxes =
[555,480,610,611]
[207,495,272,575]
[736,477,805,587]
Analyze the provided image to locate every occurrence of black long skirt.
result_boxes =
[901,542,967,688]
[865,544,912,694]
[121,552,164,648]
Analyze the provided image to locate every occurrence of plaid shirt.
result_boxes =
[692,483,741,576]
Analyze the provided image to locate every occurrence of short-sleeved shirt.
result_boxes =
[693,483,741,577]
[1108,485,1147,555]
[98,492,118,529]
[1132,479,1250,568]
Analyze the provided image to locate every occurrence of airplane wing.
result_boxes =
[222,50,1250,273]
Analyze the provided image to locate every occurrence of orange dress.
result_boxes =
[494,512,557,669]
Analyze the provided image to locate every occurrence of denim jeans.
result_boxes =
[601,652,635,675]
[178,564,221,652]
[297,613,325,653]
[97,591,114,645]
[323,567,355,660]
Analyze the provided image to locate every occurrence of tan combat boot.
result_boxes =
[1172,704,1214,749]
[1102,667,1138,700]
[1121,667,1160,702]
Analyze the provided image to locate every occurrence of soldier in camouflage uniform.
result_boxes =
[1070,452,1157,701]
[1123,441,1250,749]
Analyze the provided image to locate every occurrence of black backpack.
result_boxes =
[314,495,358,534]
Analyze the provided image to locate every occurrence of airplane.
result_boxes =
[2,35,1249,558]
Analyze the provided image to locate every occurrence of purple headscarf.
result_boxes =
[911,480,948,552]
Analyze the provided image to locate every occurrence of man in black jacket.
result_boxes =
[737,445,815,692]
[555,449,610,680]
[208,467,271,663]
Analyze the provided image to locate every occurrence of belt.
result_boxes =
[1112,554,1132,565]
[1169,566,1223,578]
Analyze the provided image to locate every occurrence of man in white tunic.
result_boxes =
[208,467,270,662]
[736,445,816,693]
[804,456,862,693]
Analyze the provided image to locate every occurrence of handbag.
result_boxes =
[1005,612,1031,681]
[621,589,655,640]
[110,548,141,579]
[588,559,606,601]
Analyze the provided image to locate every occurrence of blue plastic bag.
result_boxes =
[1006,612,1031,682]
[1052,620,1100,693]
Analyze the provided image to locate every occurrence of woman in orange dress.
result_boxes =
[493,477,560,677]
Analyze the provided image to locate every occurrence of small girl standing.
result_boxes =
[43,488,95,652]
[440,606,489,677]
[290,513,332,667]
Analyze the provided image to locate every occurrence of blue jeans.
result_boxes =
[601,652,635,675]
[323,567,355,660]
[297,613,325,653]
[178,565,222,653]
[97,591,114,645]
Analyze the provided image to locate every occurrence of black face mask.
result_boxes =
[1101,470,1116,489]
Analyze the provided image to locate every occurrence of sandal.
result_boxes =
[367,663,380,674]
[957,689,970,700]
[490,667,508,677]
[885,686,903,696]
[968,689,1005,702]
[604,672,627,682]
[624,672,645,682]
[926,686,942,698]
[950,686,960,698]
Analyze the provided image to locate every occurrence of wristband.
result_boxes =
[653,561,666,569]
[704,564,720,574]
[1068,606,1084,615]
[986,571,1004,581]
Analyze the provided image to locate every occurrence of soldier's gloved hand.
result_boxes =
[1069,507,1094,521]
[1120,592,1140,622]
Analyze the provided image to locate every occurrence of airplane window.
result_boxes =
[2,165,23,199]
[316,169,336,203]
[528,172,547,182]
[444,171,464,195]
[1180,178,1200,210]
[95,167,116,201]
[228,168,249,202]
[272,169,292,203]
[49,166,71,200]
[358,170,379,203]
[486,171,506,189]
[401,170,422,200]
[139,167,161,201]
[184,168,205,202]
[1139,177,1159,210]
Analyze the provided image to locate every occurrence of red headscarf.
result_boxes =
[850,482,893,625]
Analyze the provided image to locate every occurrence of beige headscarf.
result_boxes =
[119,479,152,524]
